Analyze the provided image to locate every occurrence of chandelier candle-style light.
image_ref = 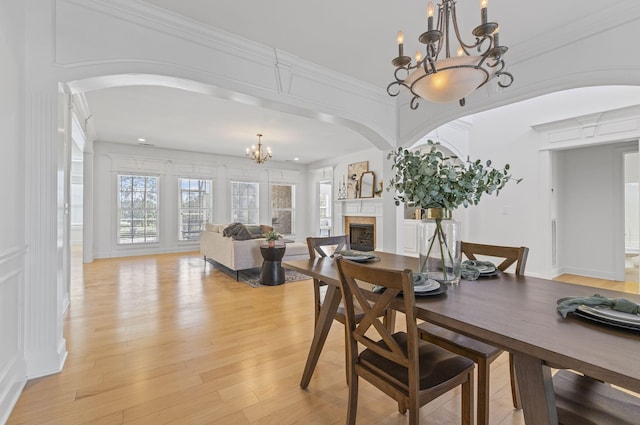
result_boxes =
[387,0,513,109]
[245,133,272,164]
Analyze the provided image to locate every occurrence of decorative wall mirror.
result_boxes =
[359,171,375,198]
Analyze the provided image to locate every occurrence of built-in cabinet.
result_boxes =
[403,219,420,257]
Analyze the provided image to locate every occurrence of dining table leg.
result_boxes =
[300,283,342,389]
[512,352,558,424]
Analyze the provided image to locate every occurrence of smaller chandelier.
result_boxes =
[245,133,272,164]
[387,0,513,109]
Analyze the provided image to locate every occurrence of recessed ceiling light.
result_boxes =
[293,157,300,161]
[137,138,146,142]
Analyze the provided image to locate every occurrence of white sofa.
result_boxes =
[199,224,309,280]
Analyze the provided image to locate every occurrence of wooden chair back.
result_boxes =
[306,235,350,324]
[336,259,417,374]
[307,235,349,259]
[461,241,529,275]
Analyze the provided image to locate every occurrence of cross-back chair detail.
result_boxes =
[336,258,474,425]
[461,242,529,275]
[419,241,529,425]
[306,235,350,325]
[306,235,395,385]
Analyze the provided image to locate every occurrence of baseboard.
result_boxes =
[560,266,616,281]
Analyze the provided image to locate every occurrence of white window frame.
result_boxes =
[271,183,295,236]
[178,177,212,241]
[117,174,159,245]
[230,181,259,224]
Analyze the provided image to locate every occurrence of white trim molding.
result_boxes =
[0,245,28,424]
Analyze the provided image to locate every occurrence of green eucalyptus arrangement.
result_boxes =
[387,140,520,210]
[388,140,521,283]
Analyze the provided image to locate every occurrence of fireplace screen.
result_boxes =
[349,224,374,251]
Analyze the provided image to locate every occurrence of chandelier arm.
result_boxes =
[393,66,411,82]
[410,95,420,110]
[496,71,514,88]
[387,80,405,97]
[450,3,481,52]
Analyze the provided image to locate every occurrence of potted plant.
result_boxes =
[388,140,520,284]
[264,230,282,247]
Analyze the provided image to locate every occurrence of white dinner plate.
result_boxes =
[578,305,640,324]
[414,279,440,293]
[341,254,376,262]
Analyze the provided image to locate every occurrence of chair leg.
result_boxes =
[383,309,396,332]
[408,397,420,425]
[343,328,351,385]
[476,358,490,425]
[397,400,407,414]
[508,352,522,409]
[462,369,474,425]
[346,374,358,425]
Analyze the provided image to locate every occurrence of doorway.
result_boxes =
[319,180,332,236]
[624,151,639,284]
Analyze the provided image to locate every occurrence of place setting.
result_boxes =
[332,250,380,263]
[557,294,640,332]
[373,272,448,297]
[461,260,499,280]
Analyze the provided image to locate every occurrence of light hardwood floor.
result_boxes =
[7,252,639,425]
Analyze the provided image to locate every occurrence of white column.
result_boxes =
[24,86,68,378]
[83,142,94,263]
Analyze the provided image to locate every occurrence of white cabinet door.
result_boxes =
[403,220,419,257]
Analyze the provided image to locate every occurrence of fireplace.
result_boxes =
[344,215,377,251]
[349,223,375,251]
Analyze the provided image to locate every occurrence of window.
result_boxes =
[118,175,159,244]
[231,181,259,224]
[271,184,295,235]
[178,178,212,241]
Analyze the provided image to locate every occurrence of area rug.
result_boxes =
[206,259,311,288]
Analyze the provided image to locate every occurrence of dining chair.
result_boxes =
[306,235,395,384]
[418,241,529,425]
[336,258,474,425]
[307,235,350,325]
[554,369,640,424]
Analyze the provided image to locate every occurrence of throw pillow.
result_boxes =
[223,223,244,237]
[245,225,264,239]
[232,225,253,241]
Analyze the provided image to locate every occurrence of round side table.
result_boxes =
[259,245,286,286]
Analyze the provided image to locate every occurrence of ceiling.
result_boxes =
[79,0,635,164]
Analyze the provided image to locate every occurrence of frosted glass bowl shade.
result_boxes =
[405,55,495,103]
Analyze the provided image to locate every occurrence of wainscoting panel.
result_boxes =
[0,245,27,424]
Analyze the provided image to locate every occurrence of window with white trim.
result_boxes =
[271,183,295,235]
[231,181,259,224]
[178,178,212,241]
[118,175,159,244]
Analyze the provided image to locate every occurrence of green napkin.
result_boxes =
[461,260,495,281]
[556,294,640,318]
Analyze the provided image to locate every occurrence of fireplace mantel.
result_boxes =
[336,198,384,251]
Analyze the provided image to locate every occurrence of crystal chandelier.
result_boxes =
[245,133,272,164]
[387,0,513,109]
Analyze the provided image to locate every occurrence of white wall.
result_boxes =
[0,0,27,421]
[465,88,640,279]
[93,141,308,259]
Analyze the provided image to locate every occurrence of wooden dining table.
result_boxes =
[283,251,640,425]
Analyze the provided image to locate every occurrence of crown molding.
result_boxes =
[509,0,639,66]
